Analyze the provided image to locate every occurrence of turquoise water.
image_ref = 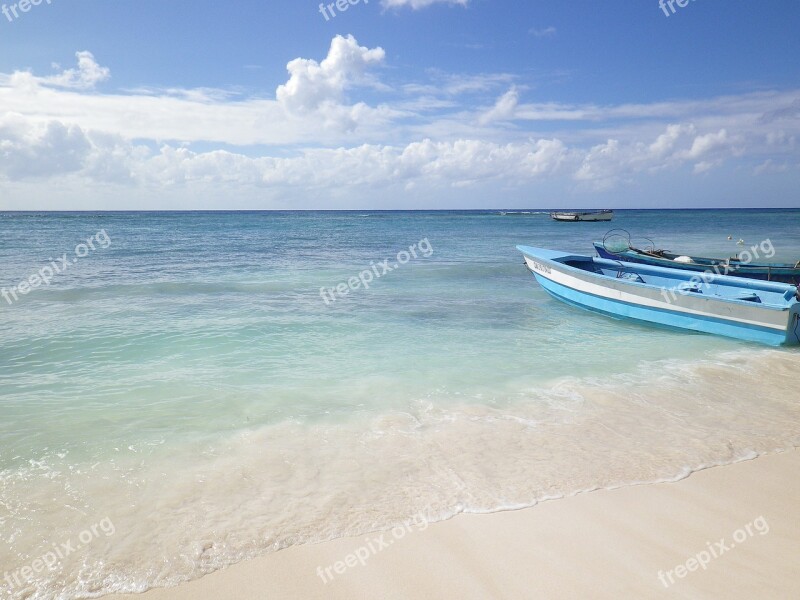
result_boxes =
[1,210,800,598]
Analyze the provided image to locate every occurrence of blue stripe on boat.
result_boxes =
[535,271,788,346]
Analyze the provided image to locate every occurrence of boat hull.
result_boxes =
[594,242,800,284]
[518,247,800,346]
[551,211,613,222]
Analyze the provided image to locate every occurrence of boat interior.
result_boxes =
[559,255,798,308]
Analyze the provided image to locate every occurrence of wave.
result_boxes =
[497,211,549,216]
[1,348,799,598]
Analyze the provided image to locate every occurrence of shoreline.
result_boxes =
[113,448,800,600]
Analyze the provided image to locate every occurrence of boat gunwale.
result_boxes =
[592,242,800,271]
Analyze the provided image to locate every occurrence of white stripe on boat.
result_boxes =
[523,256,788,331]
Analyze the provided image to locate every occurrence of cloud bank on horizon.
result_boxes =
[0,0,798,209]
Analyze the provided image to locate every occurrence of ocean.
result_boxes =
[1,209,799,598]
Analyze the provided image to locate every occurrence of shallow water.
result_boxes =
[1,209,799,598]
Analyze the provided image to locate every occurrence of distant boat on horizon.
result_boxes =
[550,209,613,222]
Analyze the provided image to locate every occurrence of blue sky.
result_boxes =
[0,0,799,209]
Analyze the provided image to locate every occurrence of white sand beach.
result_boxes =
[114,449,800,600]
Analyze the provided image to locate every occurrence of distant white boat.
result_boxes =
[550,210,613,222]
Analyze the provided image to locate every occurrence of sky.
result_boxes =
[0,0,799,210]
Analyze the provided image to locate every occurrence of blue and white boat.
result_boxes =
[593,241,800,284]
[517,245,800,346]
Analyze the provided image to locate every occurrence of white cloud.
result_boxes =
[0,114,745,194]
[693,160,721,174]
[1,39,799,208]
[0,104,572,193]
[0,113,148,183]
[680,129,729,160]
[753,159,790,175]
[381,0,468,9]
[479,87,519,125]
[0,37,396,146]
[40,51,110,90]
[276,35,385,114]
[529,26,557,38]
[573,140,624,189]
[574,125,743,189]
[649,124,696,158]
[403,71,515,97]
[0,116,91,178]
[760,97,800,123]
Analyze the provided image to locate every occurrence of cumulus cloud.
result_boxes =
[0,113,745,193]
[574,125,743,189]
[41,51,110,89]
[0,114,150,183]
[276,35,385,114]
[0,116,91,178]
[0,112,568,190]
[0,37,395,146]
[1,39,799,207]
[679,129,730,160]
[649,124,696,158]
[573,140,624,189]
[163,138,567,190]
